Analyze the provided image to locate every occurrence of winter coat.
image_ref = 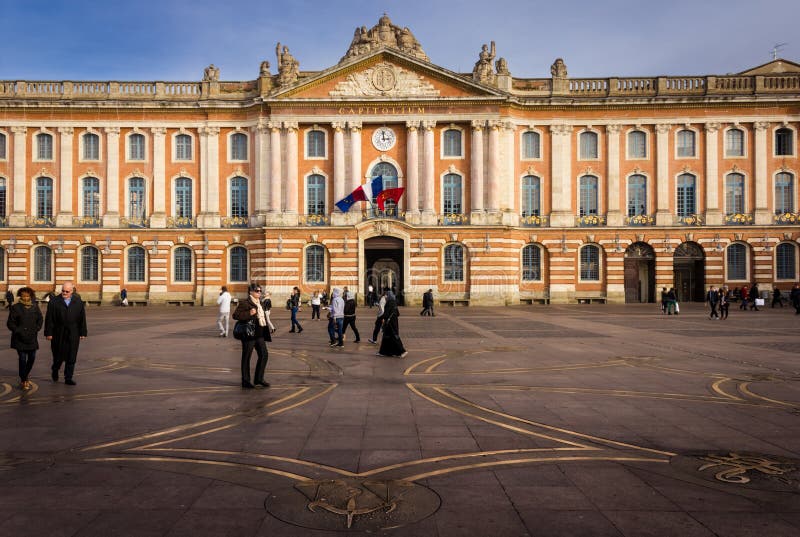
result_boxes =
[7,302,44,351]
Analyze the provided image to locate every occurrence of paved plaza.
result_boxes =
[0,302,799,536]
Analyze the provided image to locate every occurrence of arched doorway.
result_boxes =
[673,241,705,302]
[624,242,655,303]
[368,162,399,217]
[365,236,404,305]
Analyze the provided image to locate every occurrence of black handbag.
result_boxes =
[233,319,255,340]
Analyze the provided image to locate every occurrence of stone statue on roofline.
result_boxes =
[259,60,271,77]
[275,43,299,87]
[340,14,429,63]
[472,41,496,85]
[551,58,568,78]
[495,57,510,75]
[203,64,220,82]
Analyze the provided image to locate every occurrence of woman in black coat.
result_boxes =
[377,291,407,358]
[232,283,271,388]
[7,287,44,390]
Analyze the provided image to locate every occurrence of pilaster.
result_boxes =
[103,127,121,227]
[406,120,421,223]
[266,121,282,225]
[753,121,771,225]
[284,121,299,225]
[486,121,500,215]
[150,127,167,228]
[549,124,573,227]
[332,121,346,209]
[56,127,74,227]
[197,125,221,228]
[421,120,437,225]
[606,124,623,226]
[655,123,672,226]
[704,122,722,225]
[9,127,27,226]
[252,120,270,226]
[469,120,485,223]
[348,121,362,195]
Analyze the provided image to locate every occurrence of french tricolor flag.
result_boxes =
[335,176,384,213]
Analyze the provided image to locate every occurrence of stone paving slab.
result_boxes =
[0,303,798,536]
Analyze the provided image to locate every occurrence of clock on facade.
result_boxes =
[372,127,396,151]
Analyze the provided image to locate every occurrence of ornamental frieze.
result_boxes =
[329,62,439,98]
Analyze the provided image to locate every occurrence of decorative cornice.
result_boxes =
[57,126,74,135]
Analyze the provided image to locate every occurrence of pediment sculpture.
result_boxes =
[276,43,299,87]
[329,62,439,97]
[341,14,429,63]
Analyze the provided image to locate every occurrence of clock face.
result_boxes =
[372,127,396,151]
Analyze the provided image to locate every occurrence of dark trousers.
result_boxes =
[709,303,719,318]
[372,317,383,341]
[290,307,303,331]
[342,316,360,342]
[52,343,79,380]
[240,337,268,384]
[739,299,748,310]
[17,350,36,381]
[720,304,729,319]
[311,304,321,319]
[772,297,784,308]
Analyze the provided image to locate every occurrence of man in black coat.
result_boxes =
[44,281,88,385]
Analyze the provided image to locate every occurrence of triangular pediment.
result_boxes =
[271,48,506,100]
[738,58,800,75]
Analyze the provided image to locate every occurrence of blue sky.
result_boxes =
[1,0,796,81]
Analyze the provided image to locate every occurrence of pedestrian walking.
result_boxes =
[311,290,321,320]
[342,291,361,343]
[719,286,730,320]
[739,284,749,310]
[706,286,720,319]
[368,288,387,344]
[749,283,761,311]
[665,287,678,315]
[377,291,407,357]
[4,288,13,309]
[232,284,271,388]
[367,284,376,308]
[660,287,667,314]
[7,287,43,390]
[44,281,87,386]
[329,288,344,347]
[289,286,303,333]
[771,286,784,308]
[217,286,232,337]
[120,287,128,307]
[790,283,800,315]
[420,288,435,316]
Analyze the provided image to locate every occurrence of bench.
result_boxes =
[167,300,195,306]
[85,300,102,307]
[439,299,469,307]
[575,295,606,304]
[520,297,550,305]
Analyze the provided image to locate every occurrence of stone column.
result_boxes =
[348,121,362,194]
[704,122,722,225]
[487,121,501,215]
[9,127,26,226]
[753,121,770,225]
[150,127,167,228]
[501,121,518,225]
[470,120,484,223]
[329,122,347,225]
[56,128,74,227]
[284,121,299,225]
[198,126,221,228]
[103,127,121,227]
[406,120,421,223]
[655,123,672,226]
[549,124,573,227]
[606,124,623,226]
[252,120,269,226]
[421,120,437,225]
[267,121,282,223]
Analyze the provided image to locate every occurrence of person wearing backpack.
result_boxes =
[7,287,44,390]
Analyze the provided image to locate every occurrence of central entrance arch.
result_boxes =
[673,241,705,302]
[364,236,404,305]
[624,242,656,303]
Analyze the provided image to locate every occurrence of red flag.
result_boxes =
[376,187,405,211]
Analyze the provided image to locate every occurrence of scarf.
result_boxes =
[18,296,33,308]
[251,296,267,327]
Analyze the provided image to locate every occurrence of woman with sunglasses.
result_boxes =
[232,283,271,388]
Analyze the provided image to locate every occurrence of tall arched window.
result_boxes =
[677,129,696,157]
[230,132,248,160]
[305,245,324,282]
[725,173,745,215]
[628,130,646,159]
[443,129,462,157]
[776,243,797,280]
[579,175,598,216]
[775,128,794,156]
[81,246,99,281]
[677,174,696,217]
[36,133,53,160]
[229,246,248,282]
[230,177,248,219]
[725,128,744,157]
[370,162,398,215]
[0,132,7,159]
[522,131,540,159]
[444,244,464,281]
[127,246,146,282]
[0,177,6,220]
[173,247,192,282]
[579,131,598,159]
[726,243,747,280]
[36,177,53,219]
[443,174,462,215]
[129,177,146,221]
[306,174,326,215]
[521,175,541,217]
[175,178,192,218]
[522,244,541,281]
[34,245,51,282]
[175,134,192,160]
[627,174,647,216]
[0,247,5,281]
[83,132,100,160]
[306,130,325,158]
[580,245,600,281]
[129,133,145,160]
[775,172,794,214]
[83,177,100,219]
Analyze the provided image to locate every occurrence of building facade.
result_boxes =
[1,15,799,306]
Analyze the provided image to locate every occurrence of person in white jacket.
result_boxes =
[216,286,232,337]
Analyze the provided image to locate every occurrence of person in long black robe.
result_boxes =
[378,292,406,357]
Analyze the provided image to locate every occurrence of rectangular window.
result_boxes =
[306,246,325,282]
[627,176,647,217]
[579,132,598,159]
[777,244,796,279]
[628,131,646,159]
[81,248,99,281]
[128,248,146,282]
[175,135,192,160]
[83,178,100,218]
[579,176,598,216]
[677,175,696,217]
[231,133,248,160]
[306,131,325,158]
[725,174,745,215]
[443,174,462,214]
[443,130,462,157]
[775,173,794,214]
[775,129,794,156]
[727,245,746,280]
[725,129,744,157]
[522,132,540,159]
[37,134,53,160]
[0,181,6,219]
[580,246,599,281]
[0,133,6,159]
[677,130,695,157]
[521,176,540,217]
[129,134,145,160]
[83,134,99,160]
